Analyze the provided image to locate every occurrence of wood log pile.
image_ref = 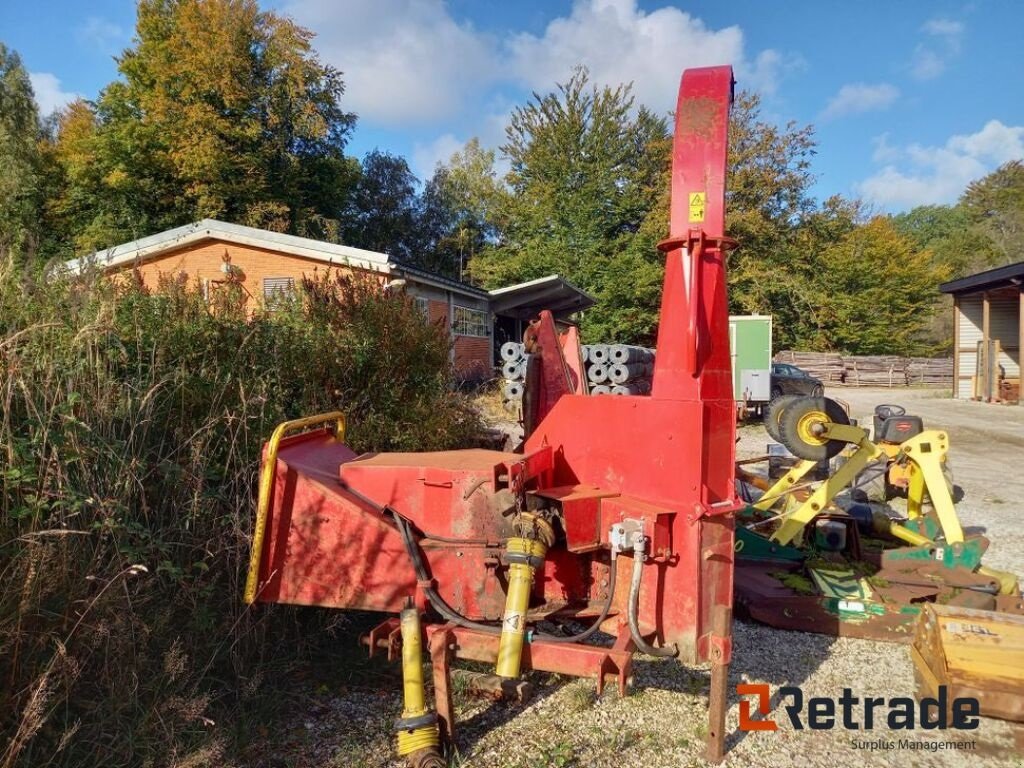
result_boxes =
[773,350,953,388]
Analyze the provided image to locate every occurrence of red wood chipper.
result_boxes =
[245,66,741,766]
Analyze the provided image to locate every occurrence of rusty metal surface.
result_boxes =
[705,605,731,763]
[734,564,919,642]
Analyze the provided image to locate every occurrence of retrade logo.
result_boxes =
[737,684,979,732]
[737,684,777,731]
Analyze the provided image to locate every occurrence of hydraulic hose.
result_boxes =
[393,513,501,634]
[392,507,616,643]
[339,477,619,644]
[540,559,617,643]
[627,536,678,658]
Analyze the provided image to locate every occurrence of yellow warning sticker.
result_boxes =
[689,192,706,222]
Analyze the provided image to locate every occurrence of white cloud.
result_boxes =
[29,72,82,116]
[284,0,789,127]
[923,18,964,40]
[820,83,899,120]
[507,0,792,110]
[911,47,946,80]
[77,17,126,54]
[871,133,899,163]
[856,120,1024,209]
[911,17,964,80]
[283,0,496,124]
[411,133,463,179]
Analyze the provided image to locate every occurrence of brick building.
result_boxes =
[64,219,593,380]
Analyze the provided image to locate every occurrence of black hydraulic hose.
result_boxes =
[392,506,616,643]
[393,513,501,635]
[338,480,620,644]
[540,559,617,643]
[627,538,678,658]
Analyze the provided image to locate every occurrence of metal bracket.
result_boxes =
[609,519,645,555]
[707,633,732,665]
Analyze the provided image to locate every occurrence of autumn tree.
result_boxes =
[48,0,357,253]
[723,91,837,350]
[0,43,43,261]
[809,217,950,354]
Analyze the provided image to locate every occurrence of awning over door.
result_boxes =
[488,275,595,320]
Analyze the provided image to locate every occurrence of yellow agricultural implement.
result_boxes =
[735,395,1021,646]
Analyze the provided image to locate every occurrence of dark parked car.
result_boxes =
[770,363,824,398]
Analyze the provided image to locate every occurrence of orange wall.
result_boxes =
[118,238,493,379]
[123,238,356,307]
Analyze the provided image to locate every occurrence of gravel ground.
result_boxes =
[261,387,1024,768]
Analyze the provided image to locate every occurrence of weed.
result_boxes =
[567,683,597,712]
[0,264,483,767]
[531,741,575,768]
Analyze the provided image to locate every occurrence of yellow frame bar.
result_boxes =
[243,411,346,603]
[770,423,883,546]
[753,458,818,512]
[900,431,963,544]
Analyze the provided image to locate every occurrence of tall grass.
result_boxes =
[0,263,482,767]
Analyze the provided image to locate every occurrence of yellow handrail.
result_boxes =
[243,411,346,604]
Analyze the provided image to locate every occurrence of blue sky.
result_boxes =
[3,0,1023,212]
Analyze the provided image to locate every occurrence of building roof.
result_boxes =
[939,261,1024,295]
[488,274,596,320]
[61,219,596,313]
[391,260,490,299]
[65,218,393,274]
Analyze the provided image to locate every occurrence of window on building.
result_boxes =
[453,305,489,337]
[263,277,296,310]
[414,296,430,318]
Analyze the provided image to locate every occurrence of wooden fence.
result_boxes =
[773,351,953,388]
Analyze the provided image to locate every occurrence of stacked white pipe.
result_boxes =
[585,344,654,396]
[499,342,528,411]
[500,341,654,407]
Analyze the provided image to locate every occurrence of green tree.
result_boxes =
[344,150,420,260]
[49,0,357,252]
[470,67,670,342]
[418,138,507,279]
[724,91,839,350]
[0,43,42,261]
[809,217,950,354]
[961,160,1024,263]
[892,203,999,278]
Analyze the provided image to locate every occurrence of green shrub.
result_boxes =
[0,263,482,767]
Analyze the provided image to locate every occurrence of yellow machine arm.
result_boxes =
[754,405,963,548]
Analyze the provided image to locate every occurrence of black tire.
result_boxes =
[765,394,801,443]
[779,396,851,461]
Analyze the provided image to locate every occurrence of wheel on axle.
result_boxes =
[764,394,801,443]
[778,396,850,462]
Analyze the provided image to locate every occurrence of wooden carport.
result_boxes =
[940,261,1024,403]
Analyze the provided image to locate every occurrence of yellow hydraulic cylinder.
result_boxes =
[495,536,548,679]
[396,607,441,766]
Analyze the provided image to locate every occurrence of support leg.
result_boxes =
[428,626,455,749]
[705,605,732,763]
